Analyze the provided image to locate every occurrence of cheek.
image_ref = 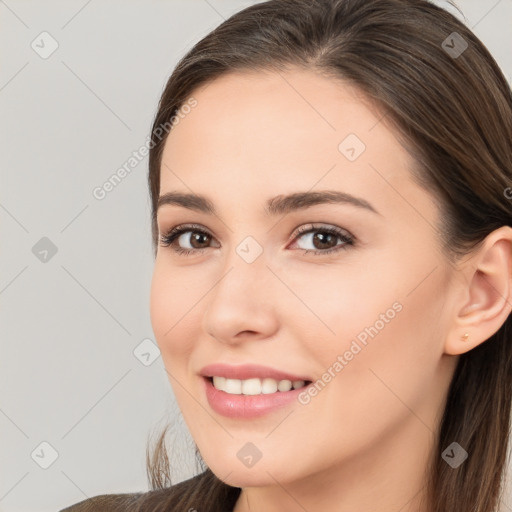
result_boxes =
[282,260,396,358]
[149,260,198,363]
[287,253,444,414]
[149,261,207,418]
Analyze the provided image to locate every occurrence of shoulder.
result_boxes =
[59,472,222,512]
[59,491,144,511]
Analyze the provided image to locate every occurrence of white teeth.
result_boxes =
[213,376,226,392]
[277,379,292,391]
[224,378,242,394]
[242,378,261,395]
[261,378,278,394]
[211,376,307,395]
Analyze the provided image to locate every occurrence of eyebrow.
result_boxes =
[156,190,381,217]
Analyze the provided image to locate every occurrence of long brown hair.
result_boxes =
[142,1,512,511]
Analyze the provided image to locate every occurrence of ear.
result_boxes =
[444,225,512,356]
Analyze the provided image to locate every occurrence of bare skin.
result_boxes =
[149,68,512,512]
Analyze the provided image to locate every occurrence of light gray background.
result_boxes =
[1,1,511,511]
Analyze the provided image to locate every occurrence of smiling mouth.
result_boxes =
[206,376,313,395]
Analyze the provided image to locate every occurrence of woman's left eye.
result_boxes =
[290,224,355,255]
[158,223,355,257]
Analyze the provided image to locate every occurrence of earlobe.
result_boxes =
[444,226,512,356]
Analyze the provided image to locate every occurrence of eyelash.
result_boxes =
[158,222,355,257]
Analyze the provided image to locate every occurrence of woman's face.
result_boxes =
[150,68,460,490]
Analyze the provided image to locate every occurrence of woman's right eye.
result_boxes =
[159,224,217,256]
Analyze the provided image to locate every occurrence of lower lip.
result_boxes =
[203,377,310,419]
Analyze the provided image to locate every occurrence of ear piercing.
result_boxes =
[461,332,469,341]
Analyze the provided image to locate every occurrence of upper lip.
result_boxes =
[200,363,312,382]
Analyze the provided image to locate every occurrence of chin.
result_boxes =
[217,468,277,488]
[208,456,296,488]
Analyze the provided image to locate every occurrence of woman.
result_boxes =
[61,0,512,510]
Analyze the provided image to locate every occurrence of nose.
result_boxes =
[202,251,280,345]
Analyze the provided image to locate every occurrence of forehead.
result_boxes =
[165,68,387,156]
[159,68,436,227]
